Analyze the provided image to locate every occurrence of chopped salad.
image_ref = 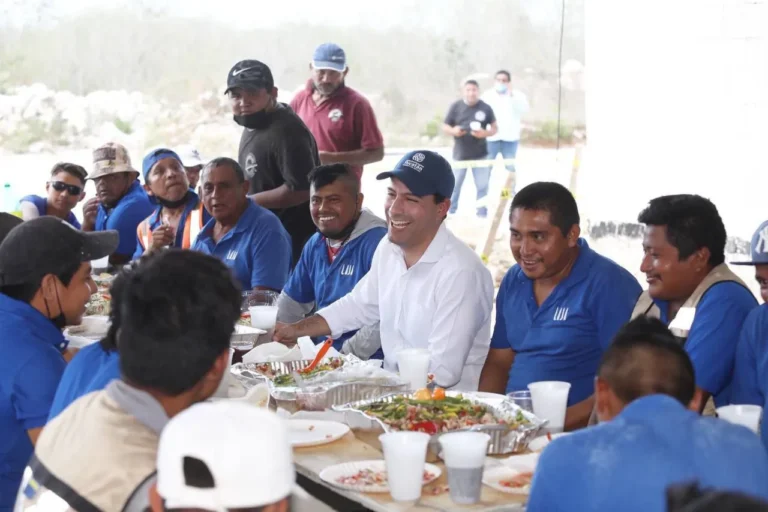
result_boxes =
[254,358,344,387]
[500,471,533,491]
[335,468,436,487]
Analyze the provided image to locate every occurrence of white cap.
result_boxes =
[174,144,206,167]
[156,401,294,510]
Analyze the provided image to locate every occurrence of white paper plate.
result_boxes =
[287,419,350,448]
[527,432,569,452]
[319,460,441,493]
[483,465,534,495]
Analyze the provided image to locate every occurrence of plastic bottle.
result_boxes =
[2,183,22,217]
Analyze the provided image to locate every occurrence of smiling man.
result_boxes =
[228,59,320,263]
[0,217,117,509]
[478,182,641,430]
[20,162,87,228]
[81,142,154,265]
[289,43,384,180]
[274,151,494,390]
[191,157,291,292]
[133,148,209,259]
[277,163,387,356]
[632,195,757,412]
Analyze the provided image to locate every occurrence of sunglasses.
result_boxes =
[49,181,83,195]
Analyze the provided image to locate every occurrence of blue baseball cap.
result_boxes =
[312,43,347,72]
[142,148,182,181]
[376,150,455,198]
[733,220,768,265]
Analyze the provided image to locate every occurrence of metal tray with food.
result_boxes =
[295,381,409,411]
[332,390,546,455]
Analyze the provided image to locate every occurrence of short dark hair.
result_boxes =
[667,482,768,512]
[510,182,580,236]
[308,163,359,196]
[464,79,479,88]
[50,162,87,185]
[203,157,245,184]
[118,250,241,395]
[0,261,81,304]
[495,70,511,81]
[637,194,726,266]
[598,316,696,406]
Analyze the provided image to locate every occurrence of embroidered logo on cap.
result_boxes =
[412,153,426,163]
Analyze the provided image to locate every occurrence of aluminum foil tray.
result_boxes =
[332,392,546,455]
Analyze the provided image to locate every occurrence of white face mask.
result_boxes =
[495,82,508,93]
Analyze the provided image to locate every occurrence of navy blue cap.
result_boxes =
[142,148,182,181]
[312,43,347,72]
[733,220,768,265]
[376,150,455,198]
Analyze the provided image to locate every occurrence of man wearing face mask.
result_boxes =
[0,217,118,510]
[290,43,385,180]
[133,148,210,259]
[277,164,387,357]
[229,59,321,264]
[81,142,154,265]
[481,70,529,183]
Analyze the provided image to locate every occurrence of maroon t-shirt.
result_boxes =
[290,81,384,179]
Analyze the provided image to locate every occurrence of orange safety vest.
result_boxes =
[137,203,205,251]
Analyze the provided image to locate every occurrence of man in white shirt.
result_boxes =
[481,70,529,188]
[274,150,494,390]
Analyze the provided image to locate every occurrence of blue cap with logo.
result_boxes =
[733,220,768,265]
[312,43,347,72]
[142,148,182,181]
[376,150,455,198]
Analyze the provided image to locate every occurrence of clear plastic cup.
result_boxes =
[379,431,431,501]
[397,348,431,390]
[528,381,571,433]
[246,290,279,331]
[716,405,762,433]
[506,390,534,413]
[439,432,490,504]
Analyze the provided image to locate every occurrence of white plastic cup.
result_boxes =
[397,348,431,390]
[716,405,762,433]
[439,432,490,504]
[91,255,109,271]
[249,305,278,330]
[379,431,430,501]
[528,381,571,433]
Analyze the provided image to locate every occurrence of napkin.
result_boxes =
[242,342,303,363]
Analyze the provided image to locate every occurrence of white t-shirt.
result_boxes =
[481,89,530,142]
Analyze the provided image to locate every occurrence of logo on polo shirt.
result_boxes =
[553,307,569,321]
[244,153,257,178]
[758,226,768,253]
[226,250,238,260]
[328,108,343,123]
[340,264,354,276]
[475,111,487,122]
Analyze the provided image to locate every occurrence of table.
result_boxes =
[292,430,527,512]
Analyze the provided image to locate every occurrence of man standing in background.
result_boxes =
[481,70,529,190]
[228,59,320,263]
[291,43,385,180]
[443,79,497,218]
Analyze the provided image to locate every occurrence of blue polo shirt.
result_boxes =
[47,343,121,421]
[490,239,641,405]
[20,195,81,229]
[132,191,211,259]
[95,180,154,258]
[649,281,757,406]
[0,293,67,509]
[192,201,292,291]
[284,226,387,353]
[527,394,768,512]
[731,304,768,449]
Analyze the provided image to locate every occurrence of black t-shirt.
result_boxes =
[238,103,320,262]
[444,99,496,161]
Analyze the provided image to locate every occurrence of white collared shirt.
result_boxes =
[481,89,529,142]
[317,223,494,390]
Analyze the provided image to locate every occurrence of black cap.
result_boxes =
[225,60,274,94]
[0,217,119,287]
[0,213,23,244]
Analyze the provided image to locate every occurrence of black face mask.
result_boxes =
[156,191,190,209]
[233,111,272,130]
[44,280,68,331]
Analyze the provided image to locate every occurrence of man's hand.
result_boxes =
[471,129,490,139]
[273,321,299,345]
[82,198,100,231]
[451,126,467,137]
[149,224,175,252]
[318,151,336,165]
